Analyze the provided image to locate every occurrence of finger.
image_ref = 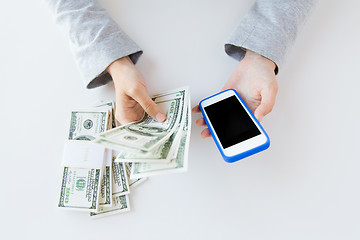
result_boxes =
[254,84,278,122]
[201,128,211,138]
[192,105,201,113]
[114,93,145,124]
[130,87,166,122]
[115,107,143,125]
[195,118,207,127]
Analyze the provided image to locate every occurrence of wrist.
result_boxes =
[107,56,134,77]
[107,56,136,87]
[243,50,276,71]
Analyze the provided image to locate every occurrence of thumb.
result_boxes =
[131,87,166,122]
[254,87,277,122]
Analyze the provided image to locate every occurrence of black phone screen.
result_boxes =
[204,95,261,149]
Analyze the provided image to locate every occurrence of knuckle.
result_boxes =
[128,86,140,97]
[141,98,157,116]
[143,101,153,112]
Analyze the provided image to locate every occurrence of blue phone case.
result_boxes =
[199,89,270,163]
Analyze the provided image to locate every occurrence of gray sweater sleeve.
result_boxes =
[44,0,142,88]
[225,0,316,74]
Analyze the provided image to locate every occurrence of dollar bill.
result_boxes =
[58,142,106,211]
[58,166,101,211]
[92,138,146,155]
[114,130,181,163]
[93,87,188,152]
[59,87,192,218]
[68,110,110,141]
[130,98,191,178]
[112,154,130,196]
[93,101,114,109]
[99,149,112,206]
[93,101,115,130]
[114,88,189,163]
[90,195,130,218]
[125,163,147,189]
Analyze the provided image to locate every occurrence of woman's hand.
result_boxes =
[192,50,278,138]
[107,56,166,125]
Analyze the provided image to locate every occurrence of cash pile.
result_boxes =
[58,87,191,218]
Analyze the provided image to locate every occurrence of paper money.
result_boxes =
[99,149,112,206]
[93,138,145,155]
[114,130,180,163]
[130,98,191,178]
[90,195,130,218]
[58,166,101,211]
[111,153,130,197]
[93,88,187,152]
[125,163,147,189]
[58,142,106,211]
[93,101,115,129]
[114,88,189,164]
[68,110,109,141]
[59,107,111,211]
[59,87,191,218]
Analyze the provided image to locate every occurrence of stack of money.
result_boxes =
[58,87,191,218]
[57,102,132,217]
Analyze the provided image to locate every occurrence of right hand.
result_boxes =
[192,50,278,138]
[107,56,166,125]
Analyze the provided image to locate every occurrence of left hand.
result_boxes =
[192,50,278,138]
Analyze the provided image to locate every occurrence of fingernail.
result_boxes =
[156,112,166,122]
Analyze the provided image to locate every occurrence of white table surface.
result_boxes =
[1,0,360,239]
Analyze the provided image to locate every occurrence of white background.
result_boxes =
[1,0,360,239]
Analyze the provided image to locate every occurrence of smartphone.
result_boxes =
[199,89,270,163]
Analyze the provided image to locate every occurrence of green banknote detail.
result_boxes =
[99,166,111,205]
[58,167,100,210]
[90,195,129,217]
[112,156,130,196]
[95,89,186,152]
[68,111,107,141]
